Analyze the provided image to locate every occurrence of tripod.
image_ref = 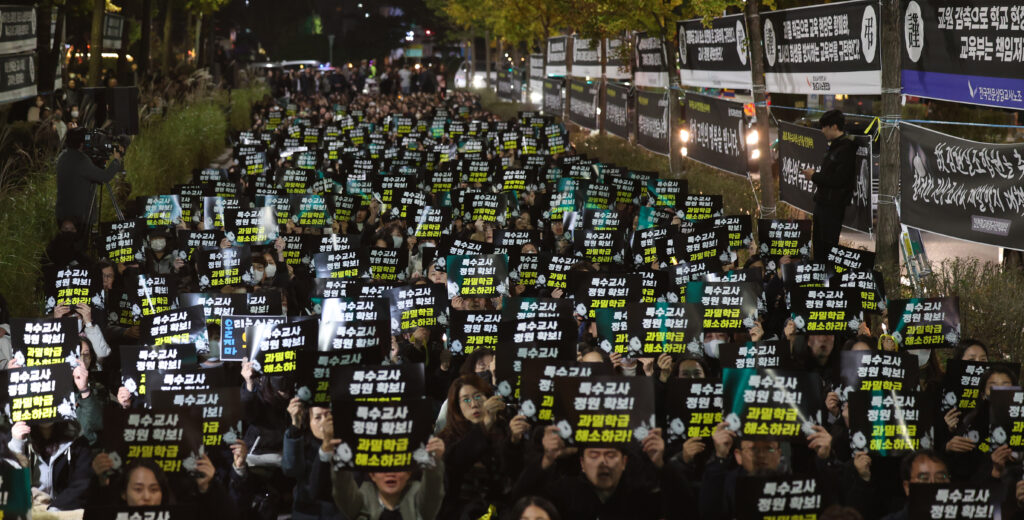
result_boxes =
[85,179,125,257]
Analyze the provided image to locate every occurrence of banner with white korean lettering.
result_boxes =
[907,484,999,520]
[683,92,747,177]
[603,82,630,140]
[760,0,881,94]
[542,78,563,117]
[519,360,612,424]
[529,53,544,96]
[385,283,447,334]
[636,90,670,156]
[196,245,256,290]
[150,386,242,448]
[572,36,602,78]
[664,378,723,443]
[568,79,599,130]
[100,409,202,474]
[848,390,937,456]
[900,123,1024,249]
[634,32,669,88]
[553,375,656,447]
[888,297,961,349]
[11,317,78,367]
[103,219,145,263]
[605,38,631,80]
[677,15,752,90]
[0,52,35,104]
[140,305,210,351]
[4,365,76,424]
[0,5,36,54]
[837,350,920,399]
[119,344,199,397]
[901,0,1024,110]
[83,505,198,520]
[330,398,435,471]
[736,476,824,519]
[943,360,1021,414]
[102,13,124,49]
[546,36,568,77]
[778,121,874,232]
[722,368,824,440]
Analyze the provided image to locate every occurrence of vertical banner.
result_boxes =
[636,89,670,156]
[529,53,544,99]
[900,123,1024,249]
[760,0,881,94]
[634,32,669,88]
[901,0,1024,111]
[546,36,568,77]
[496,69,515,100]
[0,5,36,54]
[778,121,874,232]
[102,13,124,50]
[542,78,563,116]
[568,78,599,130]
[0,53,35,103]
[605,37,631,80]
[603,82,630,140]
[676,14,752,90]
[684,92,748,177]
[572,36,602,78]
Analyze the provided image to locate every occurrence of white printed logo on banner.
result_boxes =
[764,19,777,67]
[861,5,878,64]
[904,1,924,63]
[736,20,748,66]
[679,27,687,65]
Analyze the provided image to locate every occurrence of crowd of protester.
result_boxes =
[3,79,1024,520]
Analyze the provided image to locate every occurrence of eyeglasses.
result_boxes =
[460,393,486,405]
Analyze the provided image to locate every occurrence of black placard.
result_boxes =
[385,284,447,334]
[664,378,723,443]
[685,280,762,332]
[103,219,145,263]
[594,303,702,358]
[447,310,501,355]
[330,399,435,471]
[735,476,824,520]
[11,318,78,367]
[519,360,612,424]
[944,360,1021,414]
[553,376,657,447]
[847,390,936,456]
[220,315,286,362]
[790,287,863,334]
[331,364,426,402]
[140,306,210,351]
[224,207,279,245]
[907,484,998,520]
[119,344,199,397]
[989,389,1024,450]
[101,409,201,474]
[249,319,317,375]
[196,246,255,290]
[570,272,643,319]
[568,79,599,130]
[837,350,920,400]
[634,32,669,88]
[677,14,751,89]
[4,365,77,425]
[757,219,812,259]
[721,368,823,440]
[46,266,96,314]
[719,341,792,370]
[684,92,747,177]
[827,268,887,315]
[494,339,575,403]
[636,90,670,156]
[888,297,961,349]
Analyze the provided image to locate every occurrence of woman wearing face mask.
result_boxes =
[53,302,111,364]
[282,397,344,520]
[940,367,1018,482]
[143,229,185,276]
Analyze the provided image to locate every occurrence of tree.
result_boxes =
[88,0,104,86]
[876,0,901,296]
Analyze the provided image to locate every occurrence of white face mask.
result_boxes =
[356,222,364,231]
[264,264,277,279]
[150,238,166,252]
[71,110,79,118]
[704,339,725,359]
[391,235,403,249]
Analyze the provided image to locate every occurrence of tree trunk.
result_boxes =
[664,35,683,177]
[36,2,53,93]
[162,0,174,74]
[52,7,64,87]
[564,36,572,123]
[484,31,492,88]
[468,39,475,83]
[876,0,902,297]
[88,0,104,87]
[140,0,152,73]
[599,39,606,136]
[746,0,777,216]
[117,5,131,84]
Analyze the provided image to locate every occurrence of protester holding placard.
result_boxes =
[281,397,342,520]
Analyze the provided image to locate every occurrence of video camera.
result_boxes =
[82,128,131,167]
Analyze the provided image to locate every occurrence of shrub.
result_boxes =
[229,84,270,133]
[0,171,58,317]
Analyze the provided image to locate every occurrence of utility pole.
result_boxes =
[876,0,902,297]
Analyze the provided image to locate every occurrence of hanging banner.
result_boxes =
[572,36,602,78]
[676,14,752,90]
[760,0,881,94]
[529,53,544,98]
[603,82,630,140]
[568,79,599,130]
[778,121,874,232]
[0,52,35,104]
[496,69,516,101]
[900,122,1024,249]
[605,38,631,80]
[634,32,669,88]
[636,90,670,156]
[0,5,36,54]
[901,0,1024,111]
[102,13,124,50]
[684,92,748,177]
[546,36,568,77]
[542,78,563,116]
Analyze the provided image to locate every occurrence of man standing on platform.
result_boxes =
[803,109,858,261]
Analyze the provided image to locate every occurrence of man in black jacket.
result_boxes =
[55,127,123,229]
[802,110,858,261]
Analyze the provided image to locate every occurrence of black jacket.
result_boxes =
[55,148,121,225]
[811,133,858,206]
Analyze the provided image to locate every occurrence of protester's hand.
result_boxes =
[992,444,1013,479]
[73,364,89,393]
[54,305,71,318]
[541,425,565,469]
[195,455,215,493]
[550,288,563,299]
[318,415,337,452]
[92,452,114,485]
[172,257,185,271]
[801,167,815,179]
[426,436,445,461]
[274,237,286,253]
[682,437,706,465]
[806,425,832,460]
[230,440,248,470]
[241,359,255,391]
[712,421,737,459]
[642,428,665,469]
[943,408,961,432]
[125,325,140,339]
[11,421,29,442]
[945,435,976,453]
[748,320,765,342]
[287,397,305,429]
[657,353,673,383]
[76,303,93,325]
[117,386,132,409]
[482,395,505,428]
[825,392,841,417]
[1016,480,1024,506]
[783,319,798,340]
[219,238,232,249]
[509,414,529,444]
[853,450,872,482]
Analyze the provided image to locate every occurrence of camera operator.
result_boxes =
[55,127,123,228]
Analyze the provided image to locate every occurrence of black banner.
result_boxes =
[636,90,670,156]
[603,82,630,140]
[0,52,35,104]
[330,364,425,402]
[568,79,599,130]
[684,92,747,177]
[634,32,669,88]
[677,14,751,90]
[542,78,563,116]
[944,360,1021,413]
[572,36,602,78]
[847,390,936,456]
[330,399,435,470]
[0,5,36,54]
[101,409,201,474]
[553,375,656,446]
[838,350,920,398]
[140,305,210,351]
[888,297,961,349]
[900,123,1024,249]
[760,0,880,94]
[722,368,823,440]
[900,0,1024,111]
[497,69,516,101]
[546,36,568,76]
[5,365,76,424]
